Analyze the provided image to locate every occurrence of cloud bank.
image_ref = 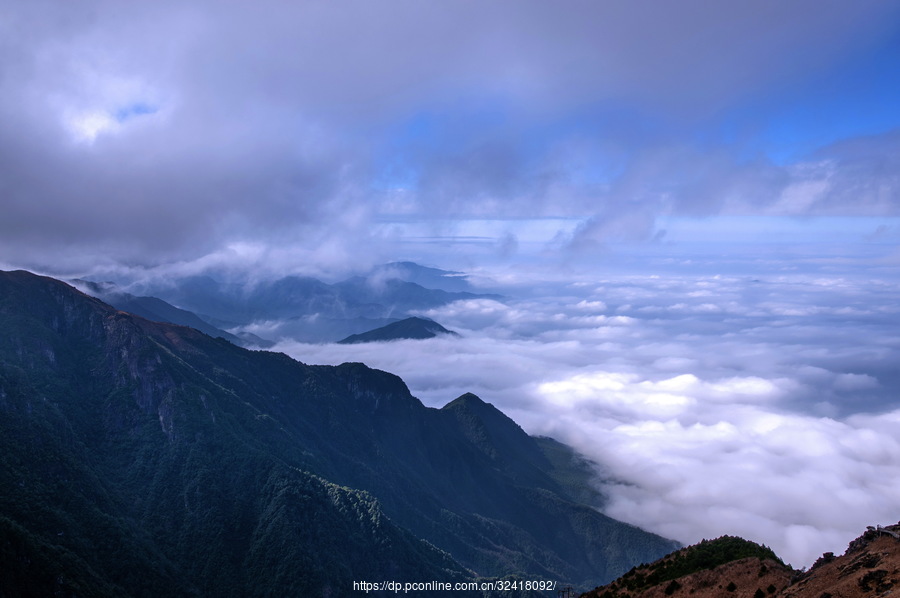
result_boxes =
[275,263,900,567]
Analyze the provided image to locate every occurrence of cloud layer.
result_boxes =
[2,1,899,273]
[275,262,900,567]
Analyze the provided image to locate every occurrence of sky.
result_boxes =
[3,0,900,571]
[2,0,900,275]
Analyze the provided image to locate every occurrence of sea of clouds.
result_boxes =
[274,262,900,567]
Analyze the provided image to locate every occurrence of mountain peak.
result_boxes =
[441,391,502,417]
[337,316,458,344]
[441,391,549,473]
[446,392,484,405]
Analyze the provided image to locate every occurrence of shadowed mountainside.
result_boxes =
[71,279,269,347]
[0,270,677,597]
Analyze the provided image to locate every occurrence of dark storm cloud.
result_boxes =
[1,0,899,272]
[0,0,370,269]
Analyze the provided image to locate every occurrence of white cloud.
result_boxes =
[66,110,118,142]
[276,266,900,567]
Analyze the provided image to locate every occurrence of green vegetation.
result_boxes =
[586,536,784,597]
[637,536,780,589]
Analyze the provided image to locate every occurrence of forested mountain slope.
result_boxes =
[0,270,677,596]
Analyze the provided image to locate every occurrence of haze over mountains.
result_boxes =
[53,253,900,570]
[71,278,258,346]
[338,316,459,344]
[75,262,497,345]
[0,269,677,596]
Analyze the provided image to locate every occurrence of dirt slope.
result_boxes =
[582,523,900,598]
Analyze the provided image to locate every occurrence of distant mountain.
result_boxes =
[0,270,677,597]
[338,316,459,344]
[369,261,478,293]
[126,267,500,342]
[580,524,900,597]
[71,279,272,347]
[154,271,495,323]
[330,276,492,316]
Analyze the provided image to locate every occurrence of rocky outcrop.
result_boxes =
[782,524,900,597]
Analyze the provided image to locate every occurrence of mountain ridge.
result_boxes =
[0,269,678,596]
[71,278,264,347]
[124,266,500,343]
